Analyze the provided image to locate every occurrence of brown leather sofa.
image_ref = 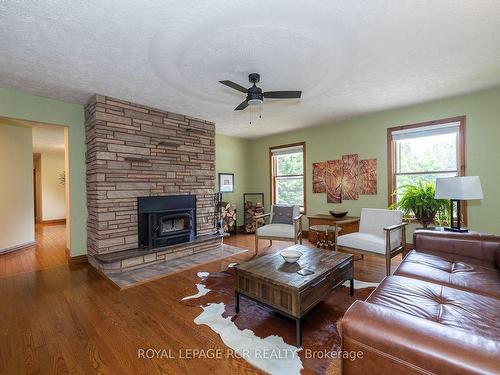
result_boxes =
[340,230,500,375]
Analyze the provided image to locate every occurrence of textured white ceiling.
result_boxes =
[1,0,499,138]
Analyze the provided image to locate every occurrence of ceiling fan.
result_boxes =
[219,73,302,111]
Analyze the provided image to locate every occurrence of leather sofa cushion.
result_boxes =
[366,275,500,340]
[395,250,500,298]
[341,298,500,375]
[413,230,500,268]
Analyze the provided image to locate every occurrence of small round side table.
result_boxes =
[309,224,341,250]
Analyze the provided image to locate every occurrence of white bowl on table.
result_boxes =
[280,249,303,263]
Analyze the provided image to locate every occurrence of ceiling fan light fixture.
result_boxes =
[248,98,263,106]
[219,73,302,116]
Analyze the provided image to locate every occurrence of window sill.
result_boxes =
[402,217,463,227]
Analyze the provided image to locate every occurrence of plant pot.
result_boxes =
[415,212,436,228]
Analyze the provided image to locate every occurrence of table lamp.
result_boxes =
[435,176,483,232]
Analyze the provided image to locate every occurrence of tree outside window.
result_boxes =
[388,117,466,223]
[270,143,305,212]
[395,132,458,200]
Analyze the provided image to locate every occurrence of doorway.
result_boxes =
[0,117,70,275]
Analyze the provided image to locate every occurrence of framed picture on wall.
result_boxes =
[218,173,234,193]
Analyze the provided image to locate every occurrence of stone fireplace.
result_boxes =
[85,94,221,274]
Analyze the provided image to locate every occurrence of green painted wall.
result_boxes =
[0,87,87,256]
[215,134,252,225]
[247,86,500,237]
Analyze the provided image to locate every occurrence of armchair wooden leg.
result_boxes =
[299,235,302,245]
[269,240,273,246]
[386,256,391,276]
[255,235,259,254]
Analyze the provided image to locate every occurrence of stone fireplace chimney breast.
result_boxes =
[85,94,220,273]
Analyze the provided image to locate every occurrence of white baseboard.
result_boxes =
[0,241,36,255]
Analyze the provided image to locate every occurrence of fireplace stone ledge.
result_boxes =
[89,233,227,274]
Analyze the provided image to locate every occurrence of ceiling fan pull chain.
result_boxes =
[259,103,262,119]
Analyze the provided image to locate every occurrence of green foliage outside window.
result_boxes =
[276,152,303,175]
[393,132,457,227]
[397,136,457,173]
[275,152,304,206]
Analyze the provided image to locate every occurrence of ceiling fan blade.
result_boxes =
[234,100,248,111]
[219,80,248,93]
[263,91,302,99]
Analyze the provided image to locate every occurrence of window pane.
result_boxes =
[276,176,304,206]
[396,133,458,173]
[276,152,303,176]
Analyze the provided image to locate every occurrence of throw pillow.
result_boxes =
[272,205,294,225]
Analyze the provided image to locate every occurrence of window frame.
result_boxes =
[269,141,307,214]
[387,116,466,223]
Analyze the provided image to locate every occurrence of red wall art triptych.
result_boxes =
[312,155,377,203]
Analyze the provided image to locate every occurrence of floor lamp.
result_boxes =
[435,176,483,232]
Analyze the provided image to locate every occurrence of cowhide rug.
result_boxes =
[181,267,378,375]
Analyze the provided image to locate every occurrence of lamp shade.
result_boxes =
[435,176,484,200]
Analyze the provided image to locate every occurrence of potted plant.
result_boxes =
[391,180,449,228]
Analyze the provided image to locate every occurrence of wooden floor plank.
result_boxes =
[0,223,67,278]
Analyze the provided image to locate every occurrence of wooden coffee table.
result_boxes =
[234,245,353,347]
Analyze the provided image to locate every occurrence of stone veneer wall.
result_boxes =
[85,94,216,259]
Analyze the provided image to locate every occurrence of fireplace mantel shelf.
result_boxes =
[93,233,229,264]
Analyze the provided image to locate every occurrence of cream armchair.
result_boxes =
[337,208,407,276]
[254,204,303,253]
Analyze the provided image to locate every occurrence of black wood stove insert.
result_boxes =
[137,195,196,249]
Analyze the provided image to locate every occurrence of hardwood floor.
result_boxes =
[0,223,67,277]
[0,232,401,374]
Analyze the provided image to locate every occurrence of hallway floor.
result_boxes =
[0,223,67,277]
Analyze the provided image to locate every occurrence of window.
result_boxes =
[270,142,306,212]
[388,116,466,218]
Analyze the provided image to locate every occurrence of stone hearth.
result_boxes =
[91,234,225,274]
[85,94,220,273]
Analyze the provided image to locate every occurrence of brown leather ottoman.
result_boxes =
[341,276,500,375]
